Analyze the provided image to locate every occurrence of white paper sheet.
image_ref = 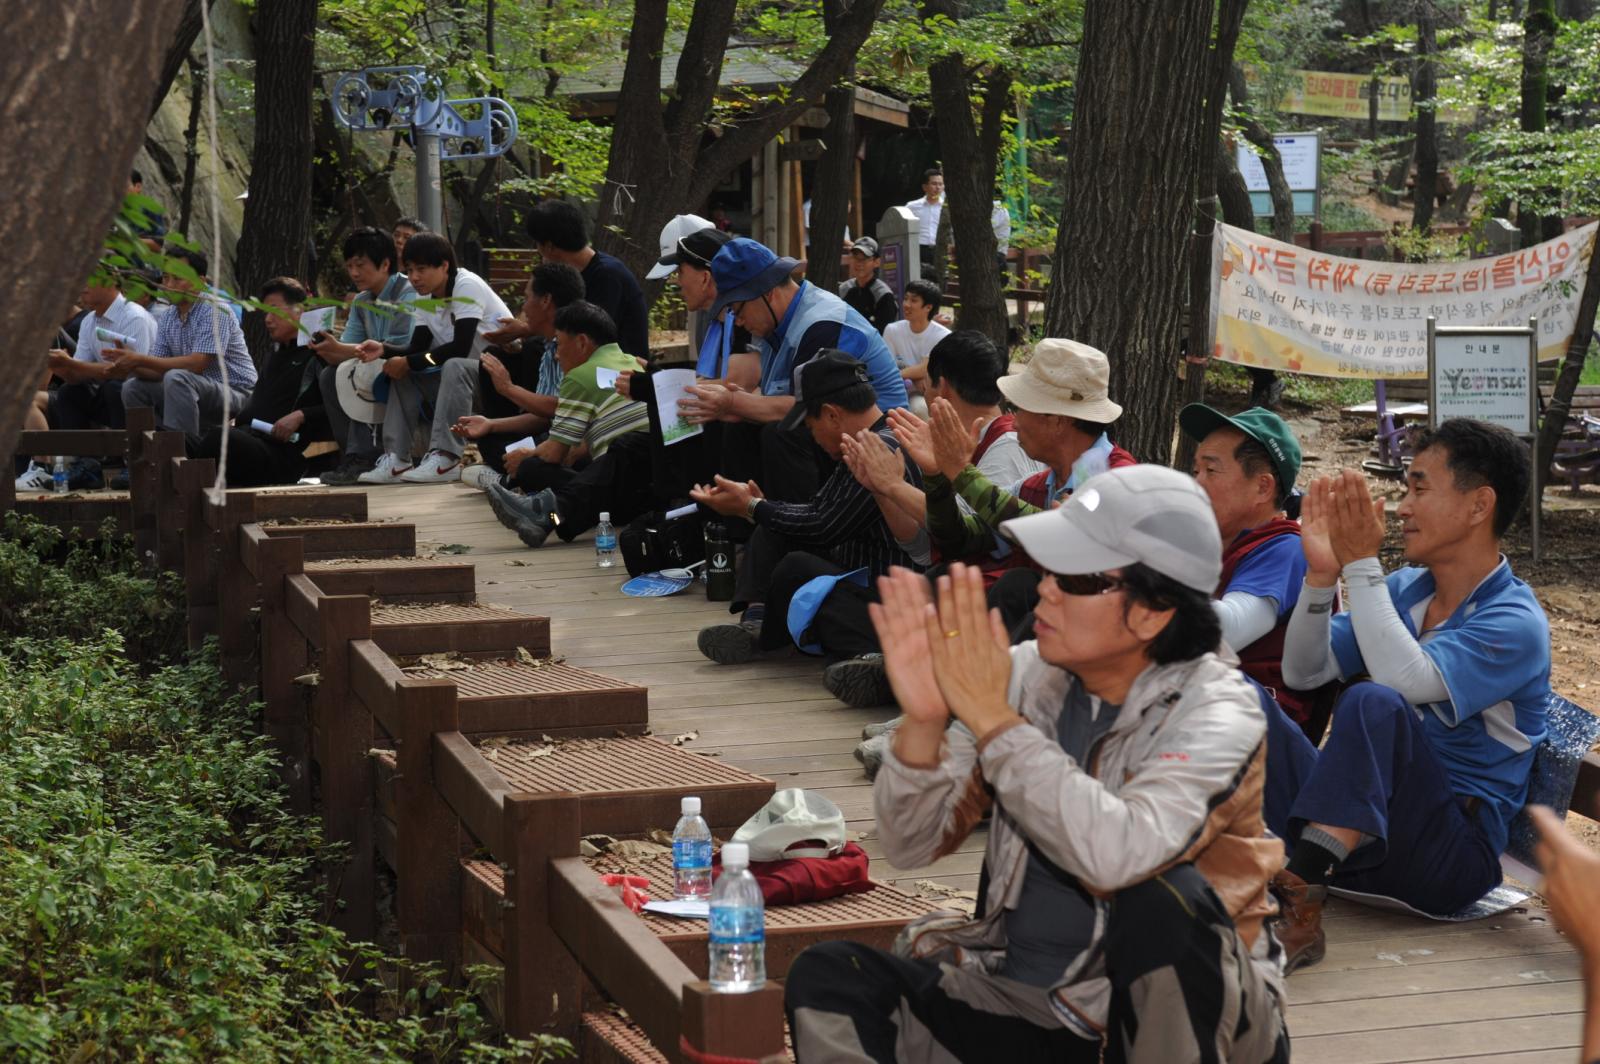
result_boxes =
[504,435,537,454]
[297,306,336,346]
[595,366,621,390]
[652,368,704,447]
[642,899,710,919]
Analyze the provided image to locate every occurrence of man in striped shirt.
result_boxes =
[484,301,649,547]
[692,352,924,666]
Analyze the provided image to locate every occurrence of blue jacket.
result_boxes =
[756,282,909,410]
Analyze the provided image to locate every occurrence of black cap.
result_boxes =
[658,227,733,272]
[798,350,872,403]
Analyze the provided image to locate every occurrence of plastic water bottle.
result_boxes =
[671,796,713,900]
[52,457,68,494]
[708,842,765,992]
[595,511,617,568]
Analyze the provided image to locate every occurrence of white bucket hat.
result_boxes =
[335,358,387,425]
[730,788,847,861]
[998,338,1124,422]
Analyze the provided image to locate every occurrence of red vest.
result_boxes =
[1217,519,1315,724]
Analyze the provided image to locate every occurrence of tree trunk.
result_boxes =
[595,0,885,292]
[923,0,1012,350]
[1412,4,1439,232]
[1046,0,1222,464]
[1175,0,1251,472]
[177,56,205,236]
[0,0,187,456]
[1230,65,1294,244]
[150,0,213,120]
[1519,0,1560,245]
[1217,140,1257,230]
[1534,229,1600,487]
[806,82,857,293]
[234,0,317,358]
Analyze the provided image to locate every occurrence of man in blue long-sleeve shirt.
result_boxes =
[691,352,923,669]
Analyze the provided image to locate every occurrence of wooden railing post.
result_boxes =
[503,792,583,1041]
[313,594,377,941]
[180,459,218,649]
[393,677,463,973]
[216,494,259,686]
[155,452,186,573]
[681,982,787,1062]
[258,534,311,811]
[131,430,184,572]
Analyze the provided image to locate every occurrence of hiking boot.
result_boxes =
[697,620,763,665]
[401,449,462,483]
[854,733,891,780]
[320,452,376,485]
[862,716,904,740]
[511,511,555,549]
[1271,868,1328,975]
[824,653,894,708]
[487,481,555,529]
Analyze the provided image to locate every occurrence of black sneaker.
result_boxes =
[320,453,377,486]
[697,620,763,665]
[68,458,104,491]
[824,653,894,708]
[108,467,130,490]
[511,512,555,548]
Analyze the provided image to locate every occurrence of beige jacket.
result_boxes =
[875,644,1285,1034]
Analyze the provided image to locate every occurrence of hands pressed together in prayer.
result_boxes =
[840,428,905,496]
[678,381,746,425]
[869,563,1019,767]
[889,398,983,481]
[1300,469,1387,587]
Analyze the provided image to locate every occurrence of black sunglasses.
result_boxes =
[1052,571,1129,596]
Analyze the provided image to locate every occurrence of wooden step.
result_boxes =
[459,846,940,980]
[262,520,416,559]
[403,658,649,737]
[6,492,131,536]
[369,601,551,657]
[249,489,368,523]
[304,556,477,602]
[581,1010,668,1064]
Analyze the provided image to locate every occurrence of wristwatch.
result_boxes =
[745,496,761,521]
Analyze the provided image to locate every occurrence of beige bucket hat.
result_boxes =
[334,358,388,425]
[998,338,1123,422]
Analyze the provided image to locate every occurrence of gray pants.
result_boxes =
[318,361,381,462]
[380,358,479,461]
[122,370,251,437]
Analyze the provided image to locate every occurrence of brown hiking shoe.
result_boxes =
[1271,869,1328,975]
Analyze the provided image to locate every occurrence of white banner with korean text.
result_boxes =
[1209,222,1597,378]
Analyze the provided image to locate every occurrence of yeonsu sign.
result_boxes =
[1209,222,1597,379]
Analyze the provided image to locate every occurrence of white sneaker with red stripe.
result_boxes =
[400,450,462,483]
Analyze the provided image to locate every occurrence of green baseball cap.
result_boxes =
[1178,403,1302,493]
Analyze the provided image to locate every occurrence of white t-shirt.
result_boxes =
[883,319,951,372]
[73,294,157,362]
[411,268,511,359]
[904,196,943,246]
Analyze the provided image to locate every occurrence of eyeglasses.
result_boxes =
[1052,571,1128,596]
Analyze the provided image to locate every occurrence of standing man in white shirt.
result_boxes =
[992,200,1013,277]
[904,169,944,282]
[882,279,951,417]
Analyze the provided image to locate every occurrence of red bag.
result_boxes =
[713,842,874,906]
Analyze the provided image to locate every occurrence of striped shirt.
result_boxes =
[752,418,924,577]
[549,343,647,457]
[151,295,258,390]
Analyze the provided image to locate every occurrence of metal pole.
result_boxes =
[415,130,443,234]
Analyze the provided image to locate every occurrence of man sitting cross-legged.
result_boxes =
[783,467,1288,1063]
[1269,418,1551,974]
[483,300,649,546]
[692,352,924,667]
[455,261,586,484]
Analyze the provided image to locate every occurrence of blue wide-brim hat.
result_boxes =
[710,237,802,317]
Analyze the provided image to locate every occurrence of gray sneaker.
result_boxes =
[487,481,555,529]
[862,715,904,740]
[855,733,891,780]
[824,653,894,709]
[511,511,555,548]
[697,621,763,665]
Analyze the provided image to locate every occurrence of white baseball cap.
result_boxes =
[730,788,846,861]
[646,213,714,280]
[1001,465,1223,593]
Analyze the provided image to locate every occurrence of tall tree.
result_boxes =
[594,0,886,289]
[1411,2,1440,231]
[234,0,318,356]
[1045,0,1235,464]
[923,0,1013,350]
[1519,0,1562,244]
[805,0,862,294]
[1230,66,1295,244]
[0,0,188,457]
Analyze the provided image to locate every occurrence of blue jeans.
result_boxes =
[1264,682,1501,914]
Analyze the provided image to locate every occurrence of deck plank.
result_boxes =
[359,482,1584,1063]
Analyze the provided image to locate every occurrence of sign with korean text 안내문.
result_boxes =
[1430,328,1536,435]
[1209,222,1597,379]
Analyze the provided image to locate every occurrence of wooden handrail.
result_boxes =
[433,731,510,856]
[350,639,407,734]
[238,522,271,579]
[284,573,324,647]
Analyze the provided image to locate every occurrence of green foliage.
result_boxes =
[0,523,569,1061]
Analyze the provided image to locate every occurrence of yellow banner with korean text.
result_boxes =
[1210,222,1598,379]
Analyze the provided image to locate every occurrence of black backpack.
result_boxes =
[619,507,705,576]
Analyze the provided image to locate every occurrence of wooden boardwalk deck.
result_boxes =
[355,481,1587,1064]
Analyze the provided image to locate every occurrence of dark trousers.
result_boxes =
[760,407,830,503]
[786,864,1288,1064]
[1266,682,1503,914]
[545,432,657,541]
[760,549,880,659]
[192,427,306,488]
[50,379,125,430]
[477,352,543,472]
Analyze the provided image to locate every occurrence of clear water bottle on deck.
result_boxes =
[53,456,69,494]
[595,511,617,568]
[671,796,713,900]
[708,842,765,992]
